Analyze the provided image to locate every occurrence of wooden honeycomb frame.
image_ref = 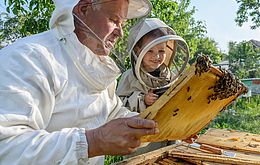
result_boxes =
[140,60,247,142]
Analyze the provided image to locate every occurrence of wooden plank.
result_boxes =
[169,151,260,165]
[116,145,180,165]
[117,140,260,165]
[162,158,175,163]
[182,159,214,165]
[197,128,260,154]
[177,142,260,161]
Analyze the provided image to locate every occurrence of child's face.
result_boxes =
[141,37,167,72]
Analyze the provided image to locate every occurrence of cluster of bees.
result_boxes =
[208,69,248,103]
[207,69,248,103]
[195,55,213,76]
[194,54,248,104]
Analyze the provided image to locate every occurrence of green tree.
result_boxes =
[0,12,25,45]
[189,37,225,65]
[235,0,260,29]
[150,0,207,57]
[4,0,54,34]
[227,41,260,78]
[1,0,54,46]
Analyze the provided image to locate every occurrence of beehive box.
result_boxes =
[118,129,260,165]
[140,56,248,142]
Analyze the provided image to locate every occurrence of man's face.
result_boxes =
[74,0,128,56]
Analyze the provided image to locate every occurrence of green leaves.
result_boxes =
[104,155,123,165]
[3,0,54,35]
[227,41,260,79]
[191,37,224,64]
[235,0,260,29]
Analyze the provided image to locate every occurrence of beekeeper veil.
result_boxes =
[128,18,190,89]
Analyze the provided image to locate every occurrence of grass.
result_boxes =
[208,95,260,134]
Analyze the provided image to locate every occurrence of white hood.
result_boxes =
[49,0,152,36]
[127,18,190,89]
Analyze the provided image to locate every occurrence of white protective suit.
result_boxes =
[0,0,152,164]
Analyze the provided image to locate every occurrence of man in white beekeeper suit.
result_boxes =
[0,0,159,164]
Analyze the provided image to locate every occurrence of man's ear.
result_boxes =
[73,0,93,16]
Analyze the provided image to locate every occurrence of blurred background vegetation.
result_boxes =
[1,0,259,164]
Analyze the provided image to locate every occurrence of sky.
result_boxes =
[189,0,260,53]
[1,0,259,53]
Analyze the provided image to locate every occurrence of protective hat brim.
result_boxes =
[127,0,152,19]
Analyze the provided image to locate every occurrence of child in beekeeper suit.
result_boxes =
[117,18,190,113]
[117,18,190,156]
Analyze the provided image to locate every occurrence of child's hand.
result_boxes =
[144,90,158,106]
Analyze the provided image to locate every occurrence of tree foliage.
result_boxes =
[0,12,26,45]
[189,37,225,65]
[235,0,260,29]
[151,0,207,56]
[1,0,54,47]
[4,0,54,34]
[227,41,260,78]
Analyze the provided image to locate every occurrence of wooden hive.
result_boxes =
[140,56,248,142]
[118,129,260,165]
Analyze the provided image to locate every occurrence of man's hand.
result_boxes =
[85,116,159,157]
[144,90,158,106]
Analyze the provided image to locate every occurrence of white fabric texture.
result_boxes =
[116,70,148,112]
[127,18,174,54]
[0,0,142,164]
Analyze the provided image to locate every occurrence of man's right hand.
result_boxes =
[85,116,159,157]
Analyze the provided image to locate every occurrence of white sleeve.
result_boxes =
[107,81,138,121]
[0,44,88,164]
[123,91,147,113]
[116,70,147,113]
[108,95,139,120]
[0,126,88,164]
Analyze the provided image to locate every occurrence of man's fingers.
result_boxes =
[126,117,157,129]
[125,117,159,138]
[128,127,159,138]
